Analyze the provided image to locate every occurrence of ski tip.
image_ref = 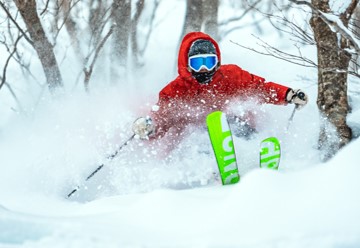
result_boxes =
[260,137,281,170]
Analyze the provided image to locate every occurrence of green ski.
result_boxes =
[260,137,281,170]
[206,111,240,185]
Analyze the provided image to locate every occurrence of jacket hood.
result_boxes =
[177,32,221,78]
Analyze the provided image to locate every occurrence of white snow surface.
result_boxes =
[1,1,360,247]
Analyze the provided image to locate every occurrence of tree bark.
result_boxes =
[203,0,219,41]
[14,0,63,93]
[61,0,83,63]
[309,0,353,160]
[131,0,145,68]
[350,6,360,73]
[181,0,203,40]
[112,0,132,68]
[89,0,106,46]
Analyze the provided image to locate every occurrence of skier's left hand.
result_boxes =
[286,89,308,108]
[132,116,155,139]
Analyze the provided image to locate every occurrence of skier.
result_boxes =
[132,31,308,151]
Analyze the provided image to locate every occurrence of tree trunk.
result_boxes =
[112,0,131,68]
[310,0,353,160]
[181,0,203,40]
[131,0,145,68]
[61,0,83,63]
[203,0,219,41]
[14,0,63,93]
[89,0,106,47]
[350,7,360,73]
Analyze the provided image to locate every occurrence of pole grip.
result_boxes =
[297,91,305,101]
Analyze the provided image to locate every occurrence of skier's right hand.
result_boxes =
[132,116,155,140]
[286,89,308,108]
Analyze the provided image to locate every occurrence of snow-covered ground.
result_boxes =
[1,1,360,247]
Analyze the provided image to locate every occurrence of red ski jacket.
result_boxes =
[150,32,290,139]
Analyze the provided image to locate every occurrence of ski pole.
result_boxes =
[287,105,298,131]
[67,134,135,198]
[286,92,305,131]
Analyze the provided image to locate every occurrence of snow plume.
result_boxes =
[0,87,136,200]
[0,88,321,203]
[0,86,220,203]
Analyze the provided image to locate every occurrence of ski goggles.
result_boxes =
[188,54,218,72]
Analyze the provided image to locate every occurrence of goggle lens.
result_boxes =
[189,54,218,72]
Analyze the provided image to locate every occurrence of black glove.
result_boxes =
[286,89,308,107]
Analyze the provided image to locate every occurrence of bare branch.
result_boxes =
[87,4,113,55]
[40,0,51,16]
[218,0,262,26]
[53,0,81,44]
[139,0,160,56]
[230,37,317,68]
[290,0,360,53]
[1,31,43,87]
[0,1,33,46]
[219,1,293,40]
[131,0,145,66]
[220,16,268,39]
[255,5,315,45]
[83,24,115,90]
[0,34,23,91]
[340,0,359,25]
[2,81,24,113]
[219,1,263,38]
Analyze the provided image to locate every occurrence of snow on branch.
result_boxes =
[289,0,360,53]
